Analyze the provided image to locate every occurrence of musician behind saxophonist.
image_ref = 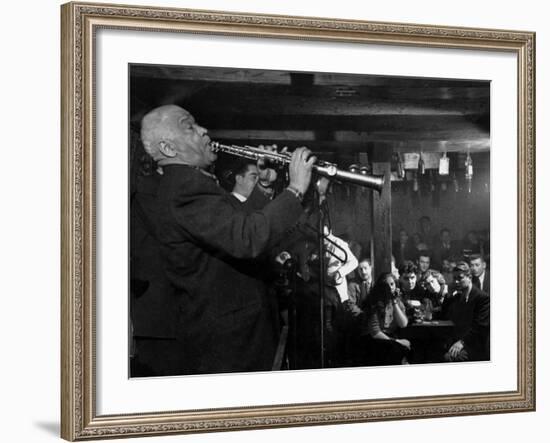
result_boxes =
[133,104,316,376]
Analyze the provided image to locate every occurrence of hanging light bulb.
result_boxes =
[465,150,473,193]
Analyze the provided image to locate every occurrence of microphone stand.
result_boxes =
[314,176,333,369]
[317,189,327,369]
[310,177,350,369]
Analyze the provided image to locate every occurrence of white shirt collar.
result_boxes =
[479,271,486,288]
[231,191,247,202]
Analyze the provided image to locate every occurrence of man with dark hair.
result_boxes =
[469,253,490,295]
[346,258,372,317]
[416,251,432,282]
[398,260,423,303]
[134,104,316,376]
[443,262,490,362]
[222,159,274,204]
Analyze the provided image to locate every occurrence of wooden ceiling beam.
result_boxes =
[131,65,488,89]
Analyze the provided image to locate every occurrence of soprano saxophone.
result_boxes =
[210,142,384,191]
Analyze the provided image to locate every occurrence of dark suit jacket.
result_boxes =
[445,285,490,360]
[472,270,490,295]
[346,278,371,317]
[154,165,303,374]
[131,171,177,339]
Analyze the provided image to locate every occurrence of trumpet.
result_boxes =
[210,142,384,192]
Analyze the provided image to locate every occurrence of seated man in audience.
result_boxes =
[469,253,490,295]
[443,262,490,362]
[416,251,433,282]
[346,258,372,317]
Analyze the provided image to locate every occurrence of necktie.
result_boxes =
[361,281,368,300]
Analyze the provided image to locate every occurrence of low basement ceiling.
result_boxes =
[130,64,490,155]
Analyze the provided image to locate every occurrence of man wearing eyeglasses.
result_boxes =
[443,262,490,362]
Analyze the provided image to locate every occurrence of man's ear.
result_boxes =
[158,140,177,158]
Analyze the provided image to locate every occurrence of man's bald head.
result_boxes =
[140,105,215,168]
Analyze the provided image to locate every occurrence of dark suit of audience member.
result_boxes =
[346,278,371,318]
[443,262,490,362]
[344,263,372,365]
[469,253,490,296]
[472,269,490,295]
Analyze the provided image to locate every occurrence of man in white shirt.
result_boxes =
[230,162,261,202]
[469,253,490,295]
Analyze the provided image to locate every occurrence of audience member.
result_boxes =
[358,272,410,365]
[229,160,261,202]
[416,251,432,281]
[469,253,490,295]
[441,257,458,286]
[346,258,372,317]
[442,262,490,362]
[398,260,423,304]
[418,269,448,315]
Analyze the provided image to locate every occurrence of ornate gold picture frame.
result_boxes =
[61,1,535,440]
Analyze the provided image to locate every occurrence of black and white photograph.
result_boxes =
[55,1,538,440]
[129,64,491,377]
